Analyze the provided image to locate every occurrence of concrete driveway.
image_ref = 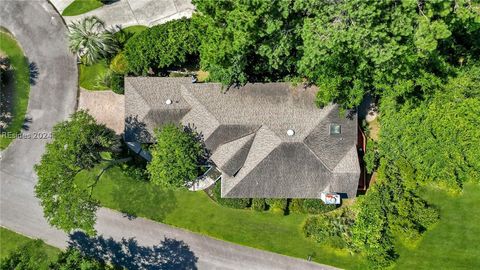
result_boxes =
[78,89,125,134]
[0,1,337,270]
[62,0,195,28]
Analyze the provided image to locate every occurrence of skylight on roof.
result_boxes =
[330,124,341,135]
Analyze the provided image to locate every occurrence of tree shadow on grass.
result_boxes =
[29,61,39,85]
[69,231,198,270]
[110,174,177,222]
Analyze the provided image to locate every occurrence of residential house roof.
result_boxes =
[125,77,360,198]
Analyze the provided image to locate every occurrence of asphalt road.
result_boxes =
[0,1,337,269]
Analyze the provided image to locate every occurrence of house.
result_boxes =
[124,77,360,199]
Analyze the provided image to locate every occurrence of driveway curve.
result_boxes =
[0,1,336,270]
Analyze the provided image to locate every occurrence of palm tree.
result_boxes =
[67,16,119,65]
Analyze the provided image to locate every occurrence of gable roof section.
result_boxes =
[222,142,332,198]
[125,77,360,198]
[211,132,256,176]
[125,77,191,142]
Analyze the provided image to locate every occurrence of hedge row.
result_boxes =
[211,182,337,215]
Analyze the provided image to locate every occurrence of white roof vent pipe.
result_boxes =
[165,99,172,105]
[287,129,295,136]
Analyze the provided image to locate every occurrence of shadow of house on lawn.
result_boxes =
[69,231,198,270]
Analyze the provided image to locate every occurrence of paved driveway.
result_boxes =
[62,0,195,28]
[78,89,125,134]
[0,1,336,270]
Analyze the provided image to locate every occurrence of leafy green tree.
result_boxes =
[68,16,119,65]
[147,124,205,188]
[0,240,50,270]
[193,0,303,86]
[379,65,480,190]
[124,18,199,75]
[50,248,112,270]
[298,0,479,107]
[34,111,118,235]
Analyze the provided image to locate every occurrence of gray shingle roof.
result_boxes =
[125,77,360,198]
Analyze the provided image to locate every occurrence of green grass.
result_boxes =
[394,182,480,269]
[0,227,60,260]
[62,0,104,16]
[0,31,30,149]
[76,166,366,269]
[120,25,148,36]
[79,60,110,90]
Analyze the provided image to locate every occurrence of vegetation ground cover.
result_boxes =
[394,182,480,269]
[0,31,30,149]
[0,227,60,260]
[62,0,103,16]
[75,166,367,269]
[79,60,110,90]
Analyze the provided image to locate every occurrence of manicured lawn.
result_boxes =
[119,25,148,36]
[62,0,104,16]
[0,227,60,260]
[76,166,367,269]
[79,60,110,90]
[0,31,30,149]
[394,182,480,269]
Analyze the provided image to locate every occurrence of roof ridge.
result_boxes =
[302,141,333,173]
[125,78,151,111]
[222,125,281,197]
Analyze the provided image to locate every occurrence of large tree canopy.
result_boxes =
[193,0,303,86]
[124,18,199,75]
[298,0,479,107]
[34,111,117,235]
[379,65,480,190]
[147,124,205,189]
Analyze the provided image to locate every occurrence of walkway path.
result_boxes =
[0,1,336,269]
[60,0,195,28]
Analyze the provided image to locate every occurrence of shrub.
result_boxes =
[212,181,250,209]
[303,208,355,249]
[266,199,288,215]
[110,72,124,94]
[302,215,330,244]
[251,198,267,211]
[290,199,336,214]
[125,18,199,75]
[67,16,119,65]
[364,139,379,173]
[95,69,113,89]
[147,124,205,188]
[303,199,337,214]
[109,52,128,74]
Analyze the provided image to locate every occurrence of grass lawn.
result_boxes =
[76,166,367,269]
[79,60,110,90]
[394,182,480,269]
[119,25,148,36]
[62,0,104,16]
[0,31,30,149]
[0,227,60,261]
